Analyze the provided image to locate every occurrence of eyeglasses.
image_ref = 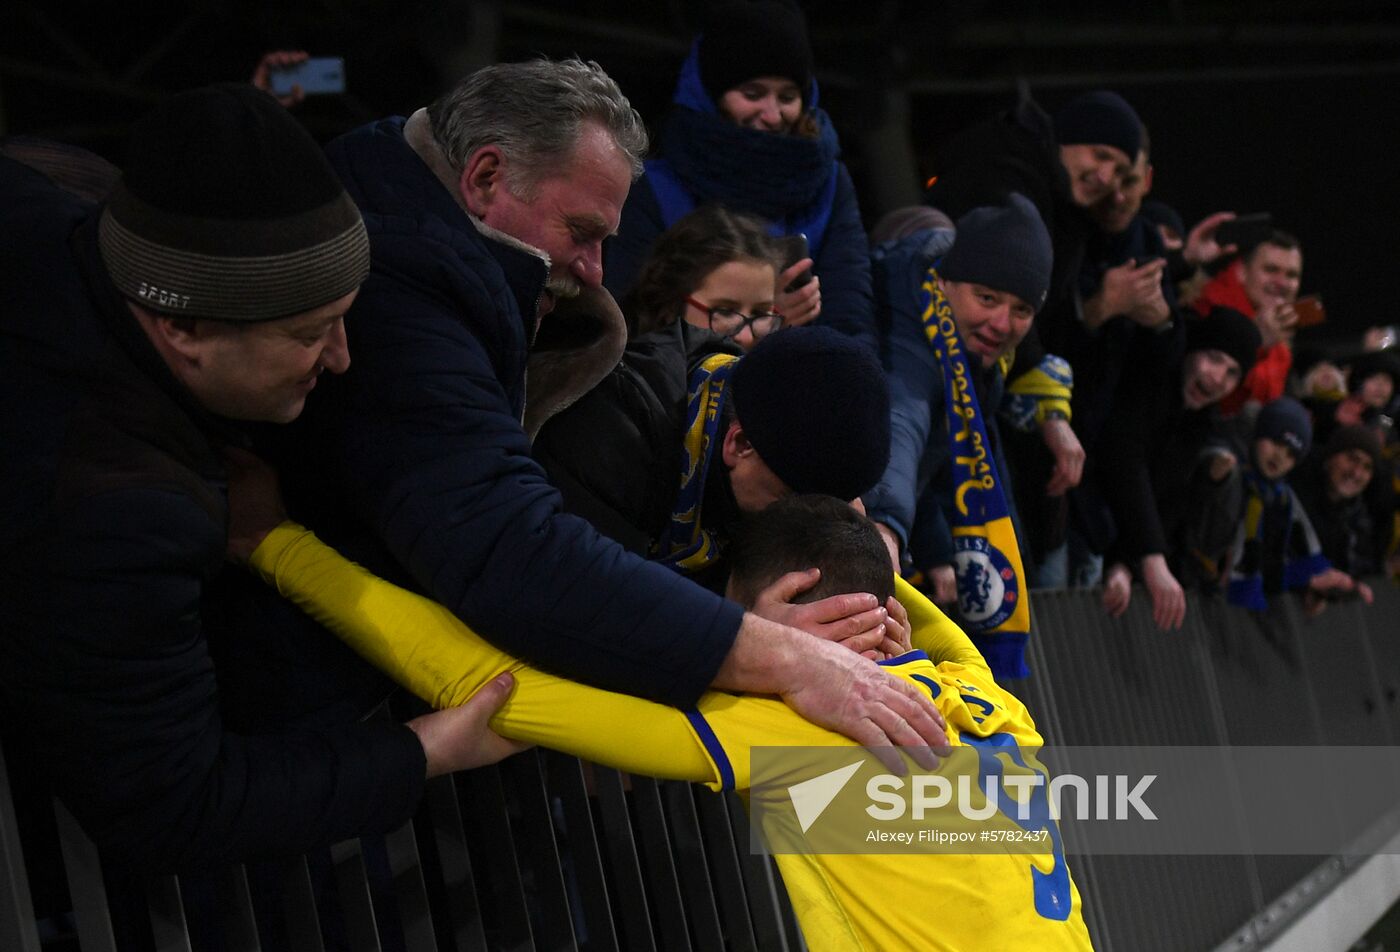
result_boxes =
[686,297,784,340]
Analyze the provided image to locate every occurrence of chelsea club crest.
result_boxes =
[951,536,1018,630]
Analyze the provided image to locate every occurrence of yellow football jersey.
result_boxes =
[252,524,1093,951]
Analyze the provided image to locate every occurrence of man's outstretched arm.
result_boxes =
[248,523,950,778]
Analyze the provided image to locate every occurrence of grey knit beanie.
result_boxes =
[98,83,369,322]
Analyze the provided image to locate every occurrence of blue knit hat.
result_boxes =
[940,193,1053,312]
[1255,397,1312,457]
[1055,90,1142,160]
[731,327,890,501]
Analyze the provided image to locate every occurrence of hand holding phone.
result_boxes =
[776,233,814,291]
[1292,294,1326,328]
[773,233,821,326]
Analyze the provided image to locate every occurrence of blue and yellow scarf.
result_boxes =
[920,265,1031,679]
[654,353,741,575]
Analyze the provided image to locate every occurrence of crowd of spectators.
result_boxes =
[2,0,1398,947]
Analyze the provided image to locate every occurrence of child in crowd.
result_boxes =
[238,493,1093,951]
[625,203,783,348]
[1304,349,1400,450]
[1223,398,1372,612]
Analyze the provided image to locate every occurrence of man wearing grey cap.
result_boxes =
[0,83,521,873]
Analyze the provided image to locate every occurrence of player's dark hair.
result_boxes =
[726,494,895,608]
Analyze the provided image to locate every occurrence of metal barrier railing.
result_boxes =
[1021,580,1400,952]
[0,740,803,951]
[2,580,1396,951]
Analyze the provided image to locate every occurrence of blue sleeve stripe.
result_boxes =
[686,709,736,791]
[878,649,929,667]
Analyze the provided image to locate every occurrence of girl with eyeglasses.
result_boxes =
[627,204,782,352]
[535,204,867,561]
[603,0,876,352]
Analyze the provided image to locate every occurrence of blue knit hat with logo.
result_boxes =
[1255,397,1312,458]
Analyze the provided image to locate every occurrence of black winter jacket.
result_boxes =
[533,321,740,556]
[0,157,425,872]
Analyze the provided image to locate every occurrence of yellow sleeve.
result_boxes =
[895,575,989,672]
[249,522,721,784]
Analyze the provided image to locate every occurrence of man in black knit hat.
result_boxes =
[0,84,522,875]
[538,325,893,597]
[1092,306,1263,629]
[863,194,1057,681]
[921,90,1146,593]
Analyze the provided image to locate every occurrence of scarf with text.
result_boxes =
[654,353,741,574]
[920,264,1031,679]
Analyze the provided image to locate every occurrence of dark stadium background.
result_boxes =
[3,0,1397,348]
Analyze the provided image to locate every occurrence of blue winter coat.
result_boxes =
[603,42,876,351]
[263,118,743,709]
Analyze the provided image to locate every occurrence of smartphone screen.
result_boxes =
[269,57,346,97]
[1292,294,1325,328]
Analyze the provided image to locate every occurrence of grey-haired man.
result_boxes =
[219,57,948,762]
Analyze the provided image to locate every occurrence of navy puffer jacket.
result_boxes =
[260,118,744,708]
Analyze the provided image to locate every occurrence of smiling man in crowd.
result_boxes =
[864,193,1054,680]
[1093,306,1264,629]
[1194,230,1305,416]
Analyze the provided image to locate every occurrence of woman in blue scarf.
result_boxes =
[603,0,877,351]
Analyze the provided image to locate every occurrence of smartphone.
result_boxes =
[1292,294,1326,328]
[1214,213,1272,250]
[269,57,346,97]
[776,233,814,292]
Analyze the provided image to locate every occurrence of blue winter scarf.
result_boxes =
[649,42,841,242]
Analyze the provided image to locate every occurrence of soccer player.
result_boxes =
[236,493,1093,950]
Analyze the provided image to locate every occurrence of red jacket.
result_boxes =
[1193,265,1291,416]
